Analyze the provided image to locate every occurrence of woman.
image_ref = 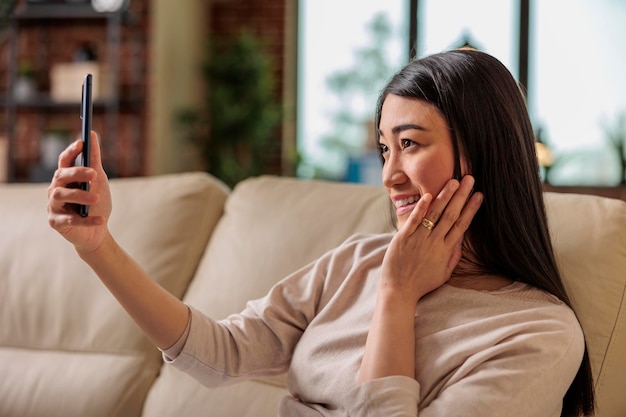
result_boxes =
[47,49,594,416]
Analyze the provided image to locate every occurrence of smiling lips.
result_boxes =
[394,195,420,208]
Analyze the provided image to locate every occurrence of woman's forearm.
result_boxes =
[78,231,190,350]
[358,290,417,383]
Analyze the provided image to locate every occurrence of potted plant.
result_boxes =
[177,31,281,187]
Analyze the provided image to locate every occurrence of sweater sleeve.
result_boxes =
[162,246,335,387]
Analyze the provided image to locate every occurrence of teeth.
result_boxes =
[394,195,419,208]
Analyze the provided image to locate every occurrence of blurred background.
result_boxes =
[0,0,624,199]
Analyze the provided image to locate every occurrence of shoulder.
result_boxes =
[320,232,393,264]
[338,232,393,248]
[270,233,392,295]
[439,281,578,320]
[489,283,584,340]
[421,283,585,365]
[416,284,585,414]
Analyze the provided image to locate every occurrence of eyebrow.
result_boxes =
[378,123,429,137]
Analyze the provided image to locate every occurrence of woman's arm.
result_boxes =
[47,132,189,350]
[79,231,190,349]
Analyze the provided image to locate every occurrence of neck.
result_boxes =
[448,256,514,291]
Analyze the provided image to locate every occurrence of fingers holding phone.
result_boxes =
[47,74,112,251]
[48,132,111,249]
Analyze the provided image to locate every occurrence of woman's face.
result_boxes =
[378,94,458,229]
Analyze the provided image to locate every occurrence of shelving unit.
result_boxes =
[2,1,144,182]
[543,184,626,201]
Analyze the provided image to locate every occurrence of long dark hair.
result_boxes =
[375,49,594,417]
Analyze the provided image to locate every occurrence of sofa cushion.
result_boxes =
[143,175,394,417]
[544,192,626,417]
[142,365,287,417]
[0,172,229,417]
[1,348,152,417]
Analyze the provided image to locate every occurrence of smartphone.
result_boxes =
[78,73,93,217]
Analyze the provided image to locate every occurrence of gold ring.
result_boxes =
[421,218,435,231]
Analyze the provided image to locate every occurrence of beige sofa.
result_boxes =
[1,172,625,417]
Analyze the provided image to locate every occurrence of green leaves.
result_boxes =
[178,31,281,187]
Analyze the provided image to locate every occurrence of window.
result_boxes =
[528,0,626,185]
[297,0,409,184]
[297,1,626,186]
[417,0,517,75]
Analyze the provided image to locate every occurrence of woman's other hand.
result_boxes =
[47,131,112,254]
[380,175,484,306]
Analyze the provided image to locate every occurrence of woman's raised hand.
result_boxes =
[47,132,190,349]
[47,131,112,254]
[380,175,484,305]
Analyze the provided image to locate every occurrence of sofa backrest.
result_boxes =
[0,172,229,417]
[544,192,626,417]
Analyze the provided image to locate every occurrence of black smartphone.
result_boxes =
[78,73,93,217]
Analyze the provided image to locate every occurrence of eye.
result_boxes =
[378,143,389,154]
[401,138,416,149]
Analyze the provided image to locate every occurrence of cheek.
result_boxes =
[412,153,455,194]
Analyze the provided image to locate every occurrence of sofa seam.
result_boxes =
[0,344,157,357]
[594,280,626,390]
[109,356,161,417]
[176,187,229,302]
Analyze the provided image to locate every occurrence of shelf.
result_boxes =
[4,1,144,182]
[543,184,626,201]
[12,3,122,20]
[1,94,143,111]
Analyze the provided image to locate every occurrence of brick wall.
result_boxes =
[0,0,151,181]
[208,0,287,176]
[0,0,287,181]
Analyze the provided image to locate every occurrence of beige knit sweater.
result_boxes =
[163,234,584,417]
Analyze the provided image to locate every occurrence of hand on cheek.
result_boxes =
[381,175,483,304]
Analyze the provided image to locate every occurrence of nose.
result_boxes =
[382,152,407,188]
